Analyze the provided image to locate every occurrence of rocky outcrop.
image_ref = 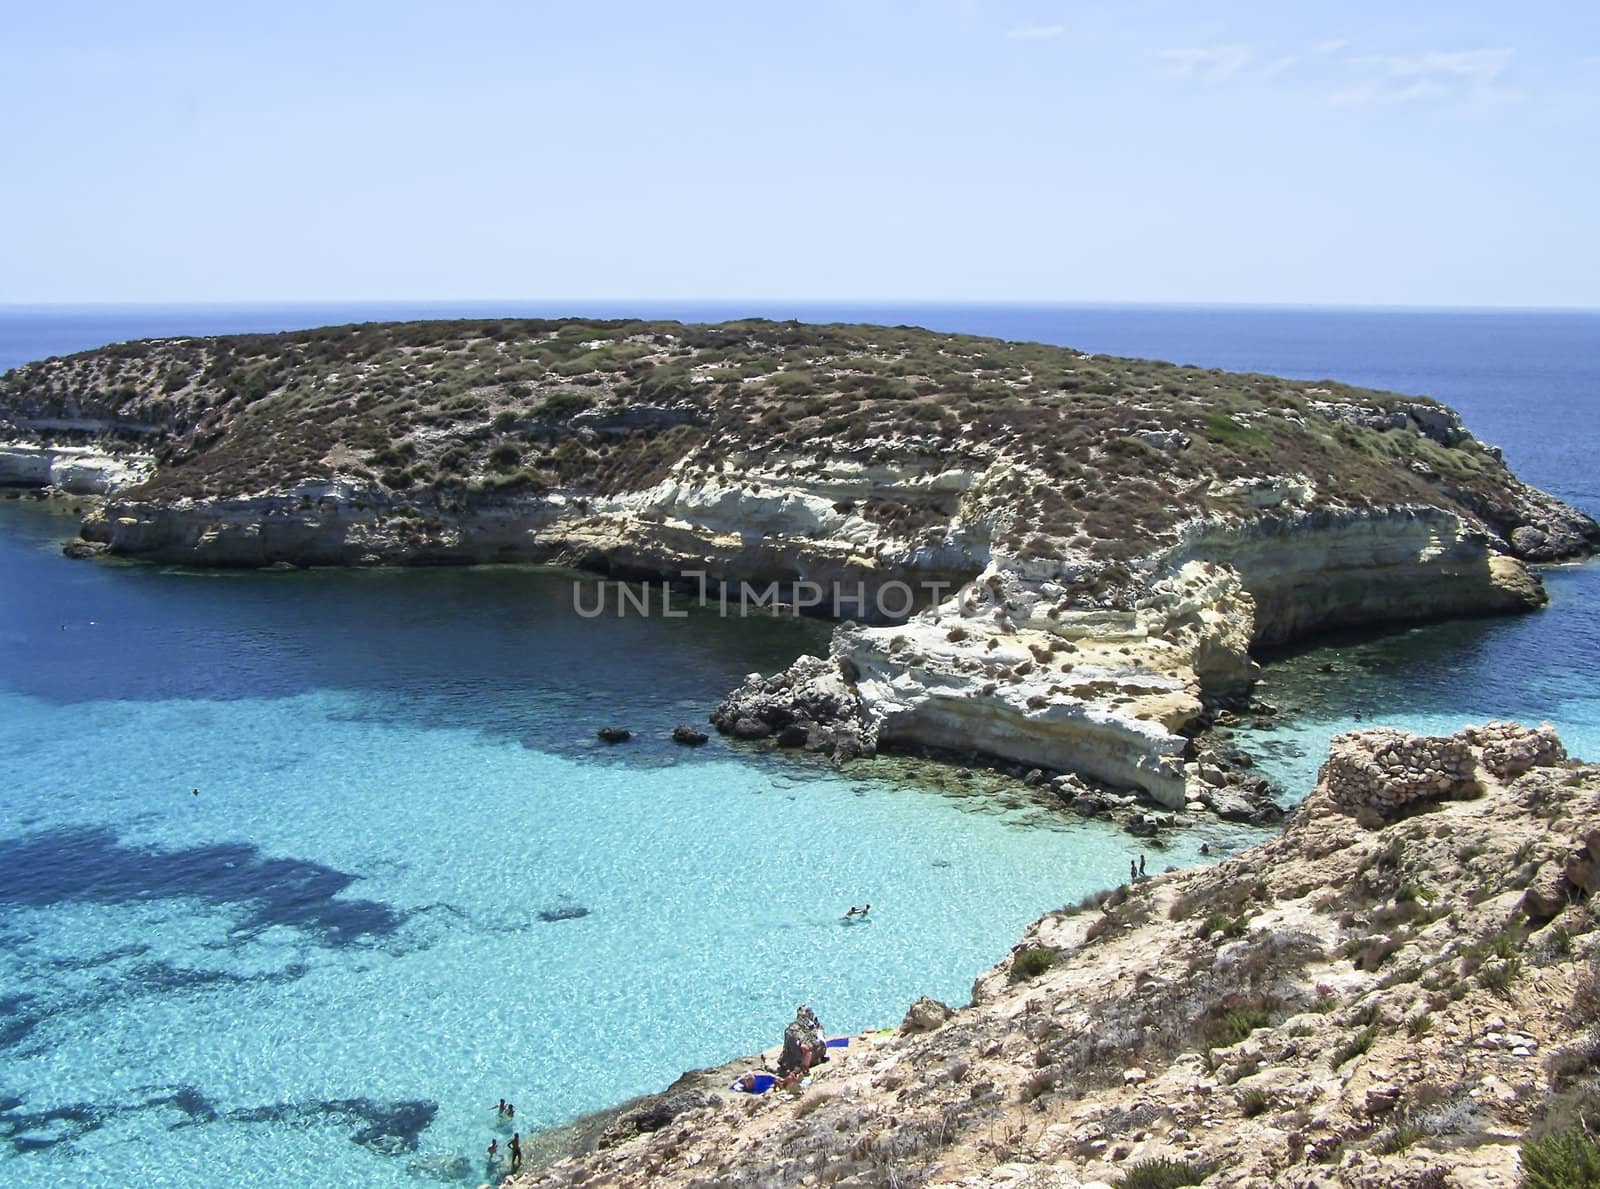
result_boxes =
[710,655,876,763]
[0,442,152,495]
[509,727,1600,1189]
[1167,503,1547,647]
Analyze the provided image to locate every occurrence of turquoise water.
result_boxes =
[1242,559,1600,801]
[2,304,1597,1185]
[0,501,1221,1186]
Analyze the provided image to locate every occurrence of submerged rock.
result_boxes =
[61,538,109,560]
[537,905,590,922]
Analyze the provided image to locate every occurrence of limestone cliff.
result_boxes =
[2,318,1594,804]
[506,724,1600,1189]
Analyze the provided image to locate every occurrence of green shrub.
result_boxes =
[537,390,594,419]
[1521,1126,1600,1188]
[1201,912,1250,939]
[1117,1157,1219,1188]
[1010,946,1060,982]
[1372,1114,1426,1155]
[1219,1006,1271,1045]
[1331,1025,1379,1067]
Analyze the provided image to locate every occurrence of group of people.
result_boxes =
[1129,855,1148,882]
[843,903,870,919]
[487,1100,521,1175]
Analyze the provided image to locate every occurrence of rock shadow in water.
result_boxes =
[0,1088,437,1156]
[0,827,403,946]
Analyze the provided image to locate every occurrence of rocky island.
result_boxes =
[1,318,1595,810]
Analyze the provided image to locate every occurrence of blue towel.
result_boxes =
[825,1037,849,1049]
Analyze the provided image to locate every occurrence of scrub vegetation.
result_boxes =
[0,316,1537,559]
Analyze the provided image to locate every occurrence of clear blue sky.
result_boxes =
[4,1,1596,307]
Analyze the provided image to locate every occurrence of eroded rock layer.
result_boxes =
[508,724,1600,1189]
[2,319,1594,804]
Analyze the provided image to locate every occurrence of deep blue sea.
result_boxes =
[1,303,1597,1186]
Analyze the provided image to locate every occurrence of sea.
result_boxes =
[0,303,1596,1186]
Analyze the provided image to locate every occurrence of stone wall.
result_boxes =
[1457,720,1567,780]
[1319,721,1568,823]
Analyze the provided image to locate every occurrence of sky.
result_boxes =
[2,1,1596,308]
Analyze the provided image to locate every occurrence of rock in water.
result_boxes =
[671,724,708,746]
[711,655,874,762]
[596,727,631,744]
[537,905,590,922]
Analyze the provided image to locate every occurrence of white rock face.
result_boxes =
[836,561,1254,807]
[596,456,989,568]
[0,442,153,495]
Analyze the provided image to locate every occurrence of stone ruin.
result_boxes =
[1320,721,1567,823]
[1457,720,1567,780]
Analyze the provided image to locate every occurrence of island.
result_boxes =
[2,317,1595,811]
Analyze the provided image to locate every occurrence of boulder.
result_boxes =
[61,538,109,559]
[775,722,810,748]
[901,996,955,1034]
[730,717,772,741]
[671,724,709,746]
[597,1090,708,1149]
[1125,814,1162,838]
[1522,862,1572,919]
[596,727,631,744]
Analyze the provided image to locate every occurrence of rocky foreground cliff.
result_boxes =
[505,722,1600,1189]
[2,318,1595,806]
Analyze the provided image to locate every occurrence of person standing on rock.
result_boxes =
[510,1132,521,1173]
[1139,854,1147,878]
[1130,858,1138,883]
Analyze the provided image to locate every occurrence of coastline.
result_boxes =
[506,721,1600,1188]
[1,314,1598,1185]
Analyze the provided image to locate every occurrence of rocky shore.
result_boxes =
[505,722,1600,1188]
[3,318,1596,812]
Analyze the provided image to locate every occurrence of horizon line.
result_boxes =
[1,297,1598,317]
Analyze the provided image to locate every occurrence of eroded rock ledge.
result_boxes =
[509,723,1600,1189]
[3,319,1595,807]
[712,505,1555,808]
